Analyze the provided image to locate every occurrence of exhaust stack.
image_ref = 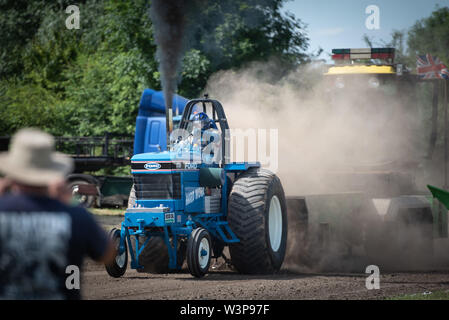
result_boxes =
[149,0,189,149]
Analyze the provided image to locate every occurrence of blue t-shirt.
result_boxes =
[0,193,109,300]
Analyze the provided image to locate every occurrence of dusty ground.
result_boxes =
[82,214,449,300]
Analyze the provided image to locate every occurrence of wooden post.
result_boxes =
[443,79,449,237]
[445,80,449,189]
[427,81,440,159]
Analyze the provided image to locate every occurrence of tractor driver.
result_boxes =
[173,111,220,160]
[191,112,217,133]
[191,112,219,149]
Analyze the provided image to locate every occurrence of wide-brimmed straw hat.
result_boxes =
[0,128,73,186]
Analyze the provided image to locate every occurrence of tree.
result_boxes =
[407,6,449,66]
[178,0,309,97]
[0,0,88,79]
[0,0,310,136]
[362,30,409,65]
[407,6,449,154]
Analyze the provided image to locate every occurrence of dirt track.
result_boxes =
[82,215,449,300]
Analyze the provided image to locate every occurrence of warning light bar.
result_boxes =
[331,48,395,62]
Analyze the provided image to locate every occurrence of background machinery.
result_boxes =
[0,89,189,208]
[285,48,449,271]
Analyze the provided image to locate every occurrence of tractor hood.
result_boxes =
[130,151,202,173]
[131,151,192,162]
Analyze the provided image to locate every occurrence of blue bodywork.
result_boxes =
[121,91,260,271]
[133,89,188,154]
[121,153,260,270]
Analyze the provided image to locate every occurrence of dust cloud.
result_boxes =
[205,60,428,195]
[205,60,449,272]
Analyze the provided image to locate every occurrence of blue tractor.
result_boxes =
[105,96,288,277]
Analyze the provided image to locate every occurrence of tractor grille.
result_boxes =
[133,174,181,199]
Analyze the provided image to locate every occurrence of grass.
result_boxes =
[388,290,449,300]
[89,208,125,216]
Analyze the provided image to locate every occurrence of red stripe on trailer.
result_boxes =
[372,53,394,59]
[332,54,350,60]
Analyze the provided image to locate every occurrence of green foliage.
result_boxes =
[1,0,309,138]
[0,0,62,78]
[408,6,449,66]
[62,50,150,136]
[177,0,309,96]
[180,49,211,98]
[406,6,449,151]
[0,79,63,135]
[363,6,449,69]
[362,30,410,65]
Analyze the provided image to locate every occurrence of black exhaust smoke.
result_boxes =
[149,0,190,148]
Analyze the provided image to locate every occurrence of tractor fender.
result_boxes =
[199,167,225,187]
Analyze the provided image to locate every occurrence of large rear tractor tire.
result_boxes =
[228,168,288,274]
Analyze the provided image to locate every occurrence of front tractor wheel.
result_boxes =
[105,228,128,278]
[228,168,288,274]
[187,228,212,278]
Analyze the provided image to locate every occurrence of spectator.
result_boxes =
[0,128,114,300]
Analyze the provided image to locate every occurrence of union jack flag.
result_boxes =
[417,54,449,80]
